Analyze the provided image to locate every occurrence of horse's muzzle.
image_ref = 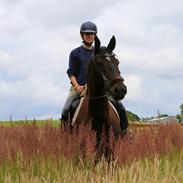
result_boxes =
[110,84,127,100]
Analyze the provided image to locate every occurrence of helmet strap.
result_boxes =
[82,40,93,47]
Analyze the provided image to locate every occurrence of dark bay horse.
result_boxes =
[72,36,128,162]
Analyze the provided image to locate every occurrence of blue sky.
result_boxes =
[0,0,183,120]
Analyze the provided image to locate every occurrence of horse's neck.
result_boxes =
[87,65,108,122]
[88,66,105,97]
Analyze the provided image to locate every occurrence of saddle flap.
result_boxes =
[71,97,88,126]
[108,101,122,133]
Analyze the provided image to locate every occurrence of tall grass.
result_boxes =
[0,121,183,182]
[1,153,183,183]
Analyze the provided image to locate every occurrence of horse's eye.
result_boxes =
[97,60,103,66]
[98,62,103,67]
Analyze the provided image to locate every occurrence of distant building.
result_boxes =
[147,116,177,124]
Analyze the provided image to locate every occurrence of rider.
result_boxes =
[61,21,128,133]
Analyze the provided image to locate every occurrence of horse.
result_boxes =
[70,36,128,162]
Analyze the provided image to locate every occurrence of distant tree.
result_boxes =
[159,114,169,118]
[176,103,183,123]
[126,111,141,121]
[180,103,183,115]
[176,114,182,123]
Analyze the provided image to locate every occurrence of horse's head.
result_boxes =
[93,36,127,100]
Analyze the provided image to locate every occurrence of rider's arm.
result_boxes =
[70,75,79,89]
[67,48,85,93]
[70,75,85,93]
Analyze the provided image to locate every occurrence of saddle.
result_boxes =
[71,97,122,133]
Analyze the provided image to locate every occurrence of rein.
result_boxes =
[87,94,108,100]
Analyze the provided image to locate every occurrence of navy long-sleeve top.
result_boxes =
[67,46,94,85]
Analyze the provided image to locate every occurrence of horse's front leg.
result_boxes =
[94,122,114,164]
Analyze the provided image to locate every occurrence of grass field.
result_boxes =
[0,120,183,182]
[0,119,60,127]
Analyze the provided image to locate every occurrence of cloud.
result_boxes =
[0,0,183,120]
[0,50,12,67]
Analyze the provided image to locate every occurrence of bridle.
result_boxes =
[88,52,123,99]
[93,53,123,87]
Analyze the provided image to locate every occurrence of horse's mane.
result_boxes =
[86,56,95,96]
[86,55,109,130]
[86,56,106,95]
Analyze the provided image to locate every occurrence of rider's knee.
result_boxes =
[72,99,80,110]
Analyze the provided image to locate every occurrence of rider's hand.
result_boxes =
[75,85,85,93]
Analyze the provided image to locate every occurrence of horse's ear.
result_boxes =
[94,36,101,55]
[107,35,116,51]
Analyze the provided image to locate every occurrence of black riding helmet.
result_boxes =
[80,21,97,34]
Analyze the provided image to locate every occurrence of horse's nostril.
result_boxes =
[115,86,127,94]
[115,87,120,93]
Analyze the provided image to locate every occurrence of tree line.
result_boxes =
[126,103,183,122]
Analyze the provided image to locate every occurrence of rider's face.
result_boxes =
[82,33,96,44]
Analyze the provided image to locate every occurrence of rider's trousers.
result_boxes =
[61,86,80,121]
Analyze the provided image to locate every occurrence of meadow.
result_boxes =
[0,120,183,183]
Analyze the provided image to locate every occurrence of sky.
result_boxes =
[0,0,183,120]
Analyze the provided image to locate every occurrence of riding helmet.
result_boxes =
[80,21,97,34]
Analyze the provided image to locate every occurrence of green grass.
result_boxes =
[0,151,183,183]
[0,119,60,127]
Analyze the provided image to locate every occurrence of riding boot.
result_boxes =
[60,113,68,122]
[115,101,129,134]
